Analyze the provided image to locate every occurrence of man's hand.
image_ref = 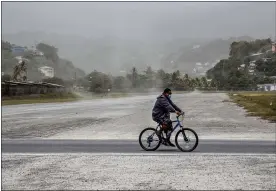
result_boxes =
[175,111,181,116]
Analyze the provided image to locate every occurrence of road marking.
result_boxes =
[2,152,275,156]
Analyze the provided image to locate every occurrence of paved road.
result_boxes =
[2,139,275,153]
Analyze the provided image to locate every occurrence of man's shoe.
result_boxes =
[167,139,175,147]
[161,138,169,146]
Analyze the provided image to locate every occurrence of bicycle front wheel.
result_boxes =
[139,127,161,151]
[175,128,199,152]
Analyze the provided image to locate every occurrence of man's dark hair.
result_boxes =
[163,88,171,94]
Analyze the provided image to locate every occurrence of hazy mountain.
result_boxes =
[2,32,209,74]
[3,1,275,76]
[1,40,86,81]
[161,36,256,74]
[3,32,259,77]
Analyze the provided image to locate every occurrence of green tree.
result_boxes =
[200,76,208,88]
[88,70,112,93]
[2,74,11,81]
[113,76,125,90]
[183,74,191,89]
[195,77,201,87]
[130,67,138,88]
[36,43,59,62]
[2,40,12,51]
[210,79,217,88]
[144,66,155,88]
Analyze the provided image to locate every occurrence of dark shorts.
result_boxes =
[153,113,172,127]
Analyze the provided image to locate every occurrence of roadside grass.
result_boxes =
[229,92,276,122]
[1,92,81,106]
[173,90,193,94]
[201,91,230,93]
[94,92,129,98]
[1,92,132,106]
[1,90,199,106]
[74,92,130,100]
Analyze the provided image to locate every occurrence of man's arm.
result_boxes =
[160,96,176,113]
[168,99,182,112]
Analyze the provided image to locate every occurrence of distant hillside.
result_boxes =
[2,31,255,76]
[160,36,255,76]
[1,40,85,81]
[206,38,275,90]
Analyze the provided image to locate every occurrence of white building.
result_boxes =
[248,69,255,74]
[249,62,256,68]
[249,60,256,63]
[38,66,54,78]
[257,84,276,91]
[192,45,200,49]
[272,42,276,52]
[33,50,44,56]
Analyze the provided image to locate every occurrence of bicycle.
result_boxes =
[139,112,199,152]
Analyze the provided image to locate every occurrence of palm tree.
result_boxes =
[183,73,191,89]
[131,67,138,88]
[195,77,201,87]
[200,76,208,88]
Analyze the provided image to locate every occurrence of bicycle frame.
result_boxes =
[141,113,198,151]
[155,115,185,138]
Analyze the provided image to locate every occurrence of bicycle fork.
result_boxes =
[180,127,189,142]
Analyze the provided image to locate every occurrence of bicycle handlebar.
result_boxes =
[176,111,185,118]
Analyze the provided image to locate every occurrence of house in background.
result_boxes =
[272,42,276,53]
[257,84,276,91]
[11,46,27,56]
[38,66,54,78]
[29,46,44,56]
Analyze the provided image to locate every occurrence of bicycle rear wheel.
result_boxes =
[139,127,161,151]
[175,128,198,152]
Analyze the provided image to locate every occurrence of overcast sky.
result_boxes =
[2,2,276,40]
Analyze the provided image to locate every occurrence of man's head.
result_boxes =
[163,88,172,98]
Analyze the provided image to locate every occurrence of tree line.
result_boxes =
[76,67,216,93]
[4,38,275,92]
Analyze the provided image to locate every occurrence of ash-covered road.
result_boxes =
[2,91,276,190]
[2,91,275,140]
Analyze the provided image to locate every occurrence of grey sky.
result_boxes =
[2,2,276,40]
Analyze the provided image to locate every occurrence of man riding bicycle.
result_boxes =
[152,88,183,147]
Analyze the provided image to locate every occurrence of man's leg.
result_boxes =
[153,115,174,147]
[153,117,170,146]
[163,118,175,147]
[153,117,164,136]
